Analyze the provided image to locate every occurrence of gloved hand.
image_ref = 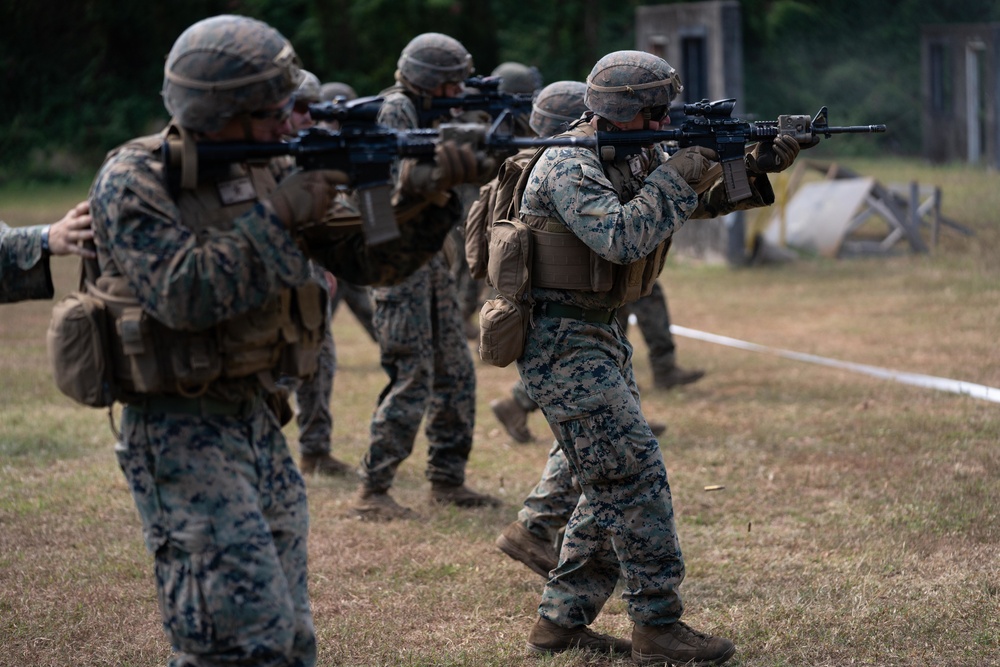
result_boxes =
[400,140,493,195]
[665,146,718,185]
[748,134,800,174]
[433,139,480,189]
[268,169,350,229]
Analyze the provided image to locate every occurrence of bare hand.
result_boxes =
[47,201,96,258]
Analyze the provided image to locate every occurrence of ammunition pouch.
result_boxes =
[479,219,533,368]
[48,274,327,406]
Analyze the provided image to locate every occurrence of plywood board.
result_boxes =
[762,178,876,257]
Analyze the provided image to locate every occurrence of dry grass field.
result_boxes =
[1,158,998,666]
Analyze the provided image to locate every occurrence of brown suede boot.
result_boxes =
[526,617,631,655]
[349,487,417,521]
[300,453,352,477]
[490,397,534,443]
[495,520,557,578]
[632,621,735,665]
[430,482,501,508]
[653,365,706,390]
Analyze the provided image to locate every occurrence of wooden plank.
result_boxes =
[761,178,875,257]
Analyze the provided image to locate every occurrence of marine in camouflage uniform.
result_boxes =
[511,51,800,663]
[484,82,680,448]
[89,16,465,667]
[0,223,57,302]
[492,81,666,588]
[0,201,94,303]
[487,82,678,446]
[353,32,500,520]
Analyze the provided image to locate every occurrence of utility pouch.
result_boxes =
[115,305,165,394]
[479,218,533,367]
[276,282,327,378]
[47,287,115,407]
[479,296,530,368]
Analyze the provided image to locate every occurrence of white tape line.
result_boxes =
[671,325,1000,404]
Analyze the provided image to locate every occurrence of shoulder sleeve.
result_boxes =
[524,147,699,265]
[90,144,311,330]
[0,223,53,303]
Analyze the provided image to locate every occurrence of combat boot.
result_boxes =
[632,621,735,665]
[653,365,705,391]
[526,617,631,655]
[300,453,352,477]
[350,486,417,521]
[430,482,501,508]
[495,520,557,578]
[490,397,534,443]
[648,420,667,437]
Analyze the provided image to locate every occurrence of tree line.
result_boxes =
[0,0,996,183]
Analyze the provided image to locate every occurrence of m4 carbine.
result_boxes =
[532,98,886,202]
[163,119,539,245]
[308,75,535,129]
[165,100,885,243]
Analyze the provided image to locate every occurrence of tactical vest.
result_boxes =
[94,126,326,400]
[519,122,671,308]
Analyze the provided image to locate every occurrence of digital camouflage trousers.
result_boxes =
[117,403,315,667]
[517,314,685,627]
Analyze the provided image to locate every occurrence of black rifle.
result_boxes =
[534,98,886,202]
[308,75,534,129]
[163,119,544,245]
[164,101,884,243]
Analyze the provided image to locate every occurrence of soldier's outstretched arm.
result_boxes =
[304,192,460,286]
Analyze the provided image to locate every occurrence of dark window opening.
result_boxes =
[681,36,708,104]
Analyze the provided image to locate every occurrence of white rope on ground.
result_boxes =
[670,325,1000,404]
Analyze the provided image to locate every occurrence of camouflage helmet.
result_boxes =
[396,32,473,92]
[584,50,682,123]
[295,70,322,104]
[491,61,543,95]
[530,80,588,137]
[162,14,302,133]
[320,81,358,101]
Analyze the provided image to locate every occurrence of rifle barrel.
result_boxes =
[820,124,887,134]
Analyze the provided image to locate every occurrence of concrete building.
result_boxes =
[921,23,1000,168]
[635,0,744,111]
[635,1,746,264]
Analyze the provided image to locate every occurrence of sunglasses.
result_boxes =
[647,105,669,122]
[249,97,295,122]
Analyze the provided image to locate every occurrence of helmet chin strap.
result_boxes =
[642,107,652,131]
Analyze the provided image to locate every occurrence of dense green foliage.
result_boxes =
[1,0,996,182]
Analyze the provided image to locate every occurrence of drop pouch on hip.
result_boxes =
[479,218,532,368]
